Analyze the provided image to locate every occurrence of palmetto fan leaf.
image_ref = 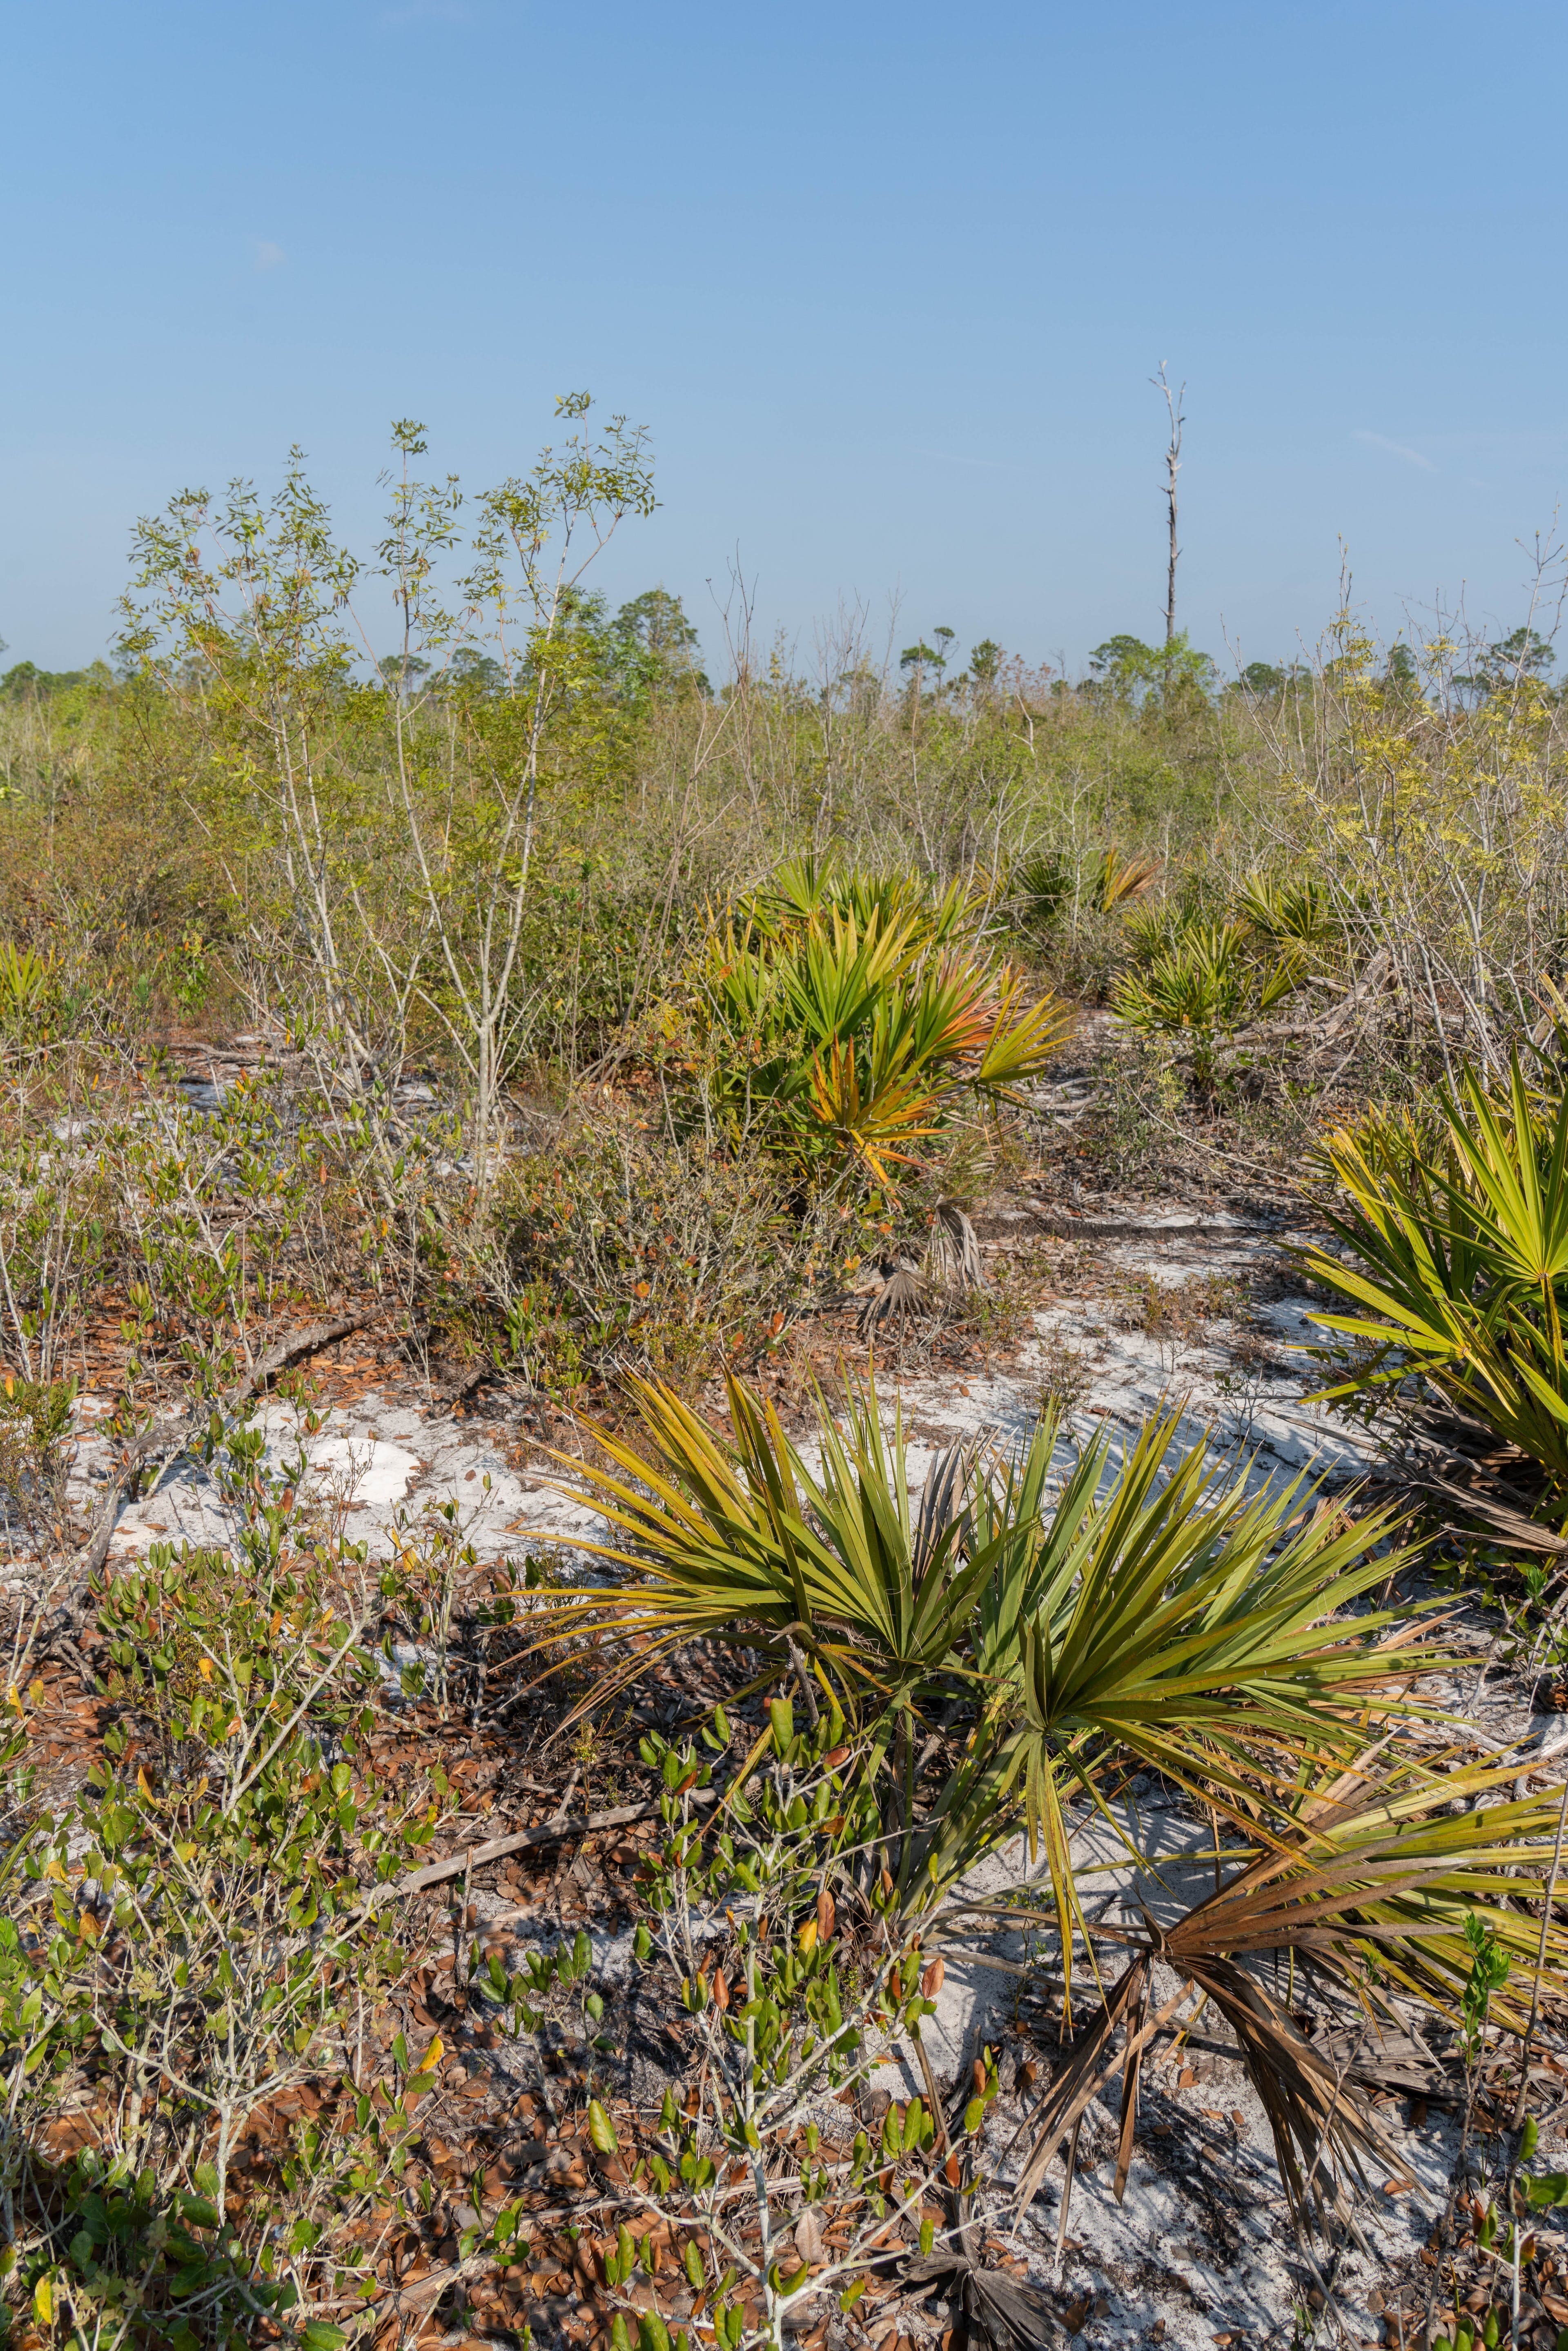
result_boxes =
[1003,1752,1568,2234]
[775,904,930,1058]
[1007,1943,1398,2239]
[744,856,977,949]
[903,1415,1430,1965]
[1112,917,1251,1018]
[688,866,1072,1187]
[524,1378,1440,1974]
[805,1035,942,1188]
[972,970,1077,1093]
[1233,872,1338,947]
[1160,1748,1568,2023]
[526,1370,999,1720]
[1300,1058,1568,1505]
[1089,846,1159,913]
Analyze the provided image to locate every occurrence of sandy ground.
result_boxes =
[53,1201,1568,2344]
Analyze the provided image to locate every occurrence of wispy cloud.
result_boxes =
[252,238,286,272]
[1353,428,1437,473]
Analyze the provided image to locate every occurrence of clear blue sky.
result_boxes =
[5,0,1566,680]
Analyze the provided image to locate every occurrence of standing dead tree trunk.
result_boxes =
[1152,361,1185,663]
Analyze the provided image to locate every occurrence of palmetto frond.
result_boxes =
[513,1370,1564,2234]
[806,1035,941,1188]
[525,1379,1438,1951]
[1300,1058,1568,1509]
[1152,1751,1568,2024]
[776,905,929,1056]
[744,857,977,950]
[971,969,1077,1093]
[1112,920,1253,1032]
[928,1198,986,1292]
[1004,1751,1568,2234]
[1008,1943,1397,2238]
[1233,872,1338,947]
[526,1370,996,1721]
[904,1414,1428,1957]
[1089,846,1160,913]
[1112,917,1309,1081]
[688,868,1072,1187]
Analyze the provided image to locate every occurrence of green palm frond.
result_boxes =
[1113,917,1311,1087]
[1300,1058,1568,1503]
[972,970,1077,1093]
[907,1415,1427,1959]
[526,1369,994,1720]
[1233,873,1338,946]
[744,857,976,949]
[1110,921,1253,1047]
[1011,849,1073,932]
[688,869,1072,1186]
[525,1377,1438,1975]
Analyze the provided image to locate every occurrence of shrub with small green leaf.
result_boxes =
[0,1410,457,2348]
[610,1704,1005,2351]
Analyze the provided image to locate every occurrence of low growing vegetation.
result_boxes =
[5,406,1568,2346]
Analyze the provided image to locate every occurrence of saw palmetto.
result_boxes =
[690,862,1073,1188]
[1299,1057,1568,1514]
[526,1369,1000,1720]
[999,1749,1568,2235]
[526,1375,1437,1946]
[901,1410,1430,1946]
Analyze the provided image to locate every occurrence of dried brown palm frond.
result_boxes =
[905,2215,1063,2349]
[1090,845,1160,914]
[1368,1397,1567,1558]
[912,1432,987,1578]
[1007,1957,1164,2216]
[858,1257,926,1335]
[928,1199,987,1292]
[1152,1748,1568,2026]
[1008,1937,1394,2241]
[1002,1748,1568,2237]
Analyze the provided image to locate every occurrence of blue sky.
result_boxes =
[5,0,1567,679]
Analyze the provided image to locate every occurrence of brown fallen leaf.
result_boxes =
[793,2210,824,2264]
